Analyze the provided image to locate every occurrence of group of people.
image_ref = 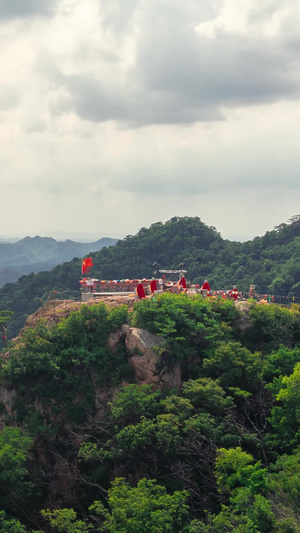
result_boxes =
[135,275,187,299]
[134,276,240,301]
[80,275,240,302]
[196,280,239,301]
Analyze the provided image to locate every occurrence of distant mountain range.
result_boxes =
[0,236,118,287]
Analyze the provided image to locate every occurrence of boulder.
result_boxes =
[125,327,181,389]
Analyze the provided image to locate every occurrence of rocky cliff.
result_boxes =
[1,297,182,427]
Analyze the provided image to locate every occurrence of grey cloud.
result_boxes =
[57,35,299,126]
[43,0,300,126]
[0,0,58,19]
[0,89,18,110]
[135,2,299,107]
[105,144,300,197]
[107,162,300,197]
[56,74,223,125]
[247,0,284,24]
[99,0,218,37]
[99,0,140,35]
[107,155,237,196]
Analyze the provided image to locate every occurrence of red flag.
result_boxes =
[82,257,93,275]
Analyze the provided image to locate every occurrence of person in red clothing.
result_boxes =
[201,279,210,291]
[179,276,187,289]
[201,279,211,296]
[230,285,239,301]
[136,283,146,299]
[150,279,158,293]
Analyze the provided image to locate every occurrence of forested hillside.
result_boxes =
[0,295,300,531]
[0,236,118,288]
[2,215,300,339]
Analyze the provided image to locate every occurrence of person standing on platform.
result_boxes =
[179,276,187,289]
[201,279,210,290]
[231,285,239,301]
[150,279,158,294]
[136,283,146,299]
[201,279,211,296]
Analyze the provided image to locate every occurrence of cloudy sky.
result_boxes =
[1,0,300,242]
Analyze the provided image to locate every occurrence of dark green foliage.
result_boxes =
[1,295,300,531]
[131,293,235,380]
[0,427,34,518]
[96,477,190,532]
[0,310,13,325]
[269,448,300,518]
[182,377,234,415]
[2,304,130,434]
[243,303,300,353]
[196,448,276,532]
[269,363,300,452]
[0,511,27,533]
[109,384,163,427]
[202,341,263,391]
[42,478,189,532]
[262,345,300,382]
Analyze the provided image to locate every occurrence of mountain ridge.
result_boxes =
[1,215,300,339]
[0,235,118,286]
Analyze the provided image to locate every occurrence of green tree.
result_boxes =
[0,310,13,347]
[270,363,300,451]
[130,293,232,373]
[0,427,34,515]
[200,447,275,532]
[202,341,262,391]
[109,384,163,428]
[182,378,234,416]
[92,477,189,532]
[0,511,27,533]
[244,304,300,353]
[41,508,89,533]
[42,478,189,533]
[268,448,300,529]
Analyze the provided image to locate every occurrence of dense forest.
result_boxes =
[0,294,300,531]
[2,215,300,339]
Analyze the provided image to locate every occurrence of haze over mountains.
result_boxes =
[0,236,118,287]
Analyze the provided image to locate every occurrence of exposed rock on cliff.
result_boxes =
[1,298,182,431]
[125,327,164,385]
[235,301,254,334]
[124,327,181,390]
[21,296,135,333]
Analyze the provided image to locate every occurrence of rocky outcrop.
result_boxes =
[124,327,181,390]
[235,301,254,333]
[1,301,182,432]
[125,327,164,385]
[107,324,130,353]
[20,296,135,337]
[107,325,182,389]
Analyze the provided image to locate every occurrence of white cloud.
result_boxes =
[0,0,300,240]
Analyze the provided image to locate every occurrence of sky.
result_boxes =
[1,0,300,242]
